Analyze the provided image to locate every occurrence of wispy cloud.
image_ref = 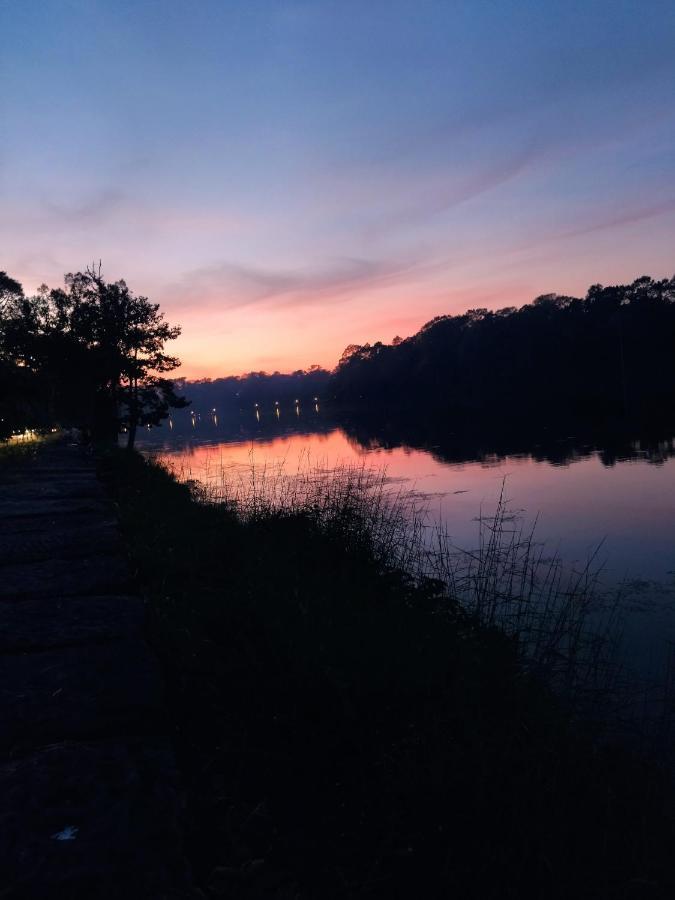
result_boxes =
[365,144,539,235]
[163,255,422,311]
[499,195,675,265]
[558,197,675,240]
[42,188,125,225]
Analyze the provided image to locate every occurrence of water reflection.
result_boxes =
[136,405,675,691]
[339,415,675,469]
[136,405,675,585]
[145,404,675,468]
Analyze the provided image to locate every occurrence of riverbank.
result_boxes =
[102,448,675,899]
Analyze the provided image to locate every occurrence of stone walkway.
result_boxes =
[0,440,196,898]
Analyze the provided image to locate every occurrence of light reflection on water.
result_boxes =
[142,424,675,586]
[137,411,675,702]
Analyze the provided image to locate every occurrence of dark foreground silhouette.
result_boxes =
[5,266,675,896]
[103,449,675,900]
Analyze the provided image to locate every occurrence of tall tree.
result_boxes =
[0,266,187,445]
[0,272,30,439]
[60,266,188,446]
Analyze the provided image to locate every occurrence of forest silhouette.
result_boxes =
[330,275,675,427]
[3,272,675,447]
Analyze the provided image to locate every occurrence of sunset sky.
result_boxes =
[2,0,675,378]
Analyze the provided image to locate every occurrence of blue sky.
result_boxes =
[2,0,674,375]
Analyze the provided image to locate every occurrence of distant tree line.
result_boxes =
[0,267,186,447]
[180,366,331,417]
[5,269,674,444]
[329,276,675,427]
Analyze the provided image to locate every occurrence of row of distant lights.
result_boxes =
[255,397,319,407]
[187,398,320,414]
[181,398,321,427]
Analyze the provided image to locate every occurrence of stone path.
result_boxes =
[0,440,196,898]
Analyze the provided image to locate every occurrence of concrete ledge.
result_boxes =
[0,521,120,565]
[0,737,197,899]
[0,595,145,651]
[0,555,130,600]
[0,497,111,520]
[0,639,166,753]
[0,441,195,895]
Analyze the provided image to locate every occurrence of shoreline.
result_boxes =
[101,446,675,898]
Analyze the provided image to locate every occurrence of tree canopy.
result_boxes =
[0,266,186,447]
[330,275,675,428]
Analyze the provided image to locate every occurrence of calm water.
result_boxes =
[138,410,675,585]
[136,409,675,674]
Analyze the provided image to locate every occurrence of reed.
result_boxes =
[102,447,675,897]
[157,449,635,716]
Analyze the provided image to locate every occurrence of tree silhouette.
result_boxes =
[0,266,187,445]
[63,266,188,448]
[330,275,675,429]
[0,272,35,439]
[0,272,23,311]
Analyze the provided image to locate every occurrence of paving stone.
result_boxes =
[0,469,96,485]
[0,522,121,565]
[0,554,130,600]
[0,595,144,651]
[0,737,195,899]
[0,481,104,501]
[0,640,166,752]
[0,496,110,519]
[0,440,195,895]
[0,510,118,536]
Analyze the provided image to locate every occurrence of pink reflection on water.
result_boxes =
[156,427,675,583]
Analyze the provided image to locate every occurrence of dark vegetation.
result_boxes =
[0,268,185,446]
[169,275,675,454]
[102,449,675,900]
[330,276,675,428]
[6,266,675,894]
[180,367,331,416]
[5,271,675,446]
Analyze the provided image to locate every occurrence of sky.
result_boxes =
[2,0,675,379]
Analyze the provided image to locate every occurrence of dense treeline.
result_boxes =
[5,270,675,444]
[0,268,185,446]
[330,276,675,426]
[179,367,331,417]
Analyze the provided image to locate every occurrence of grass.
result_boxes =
[101,448,675,899]
[161,451,629,718]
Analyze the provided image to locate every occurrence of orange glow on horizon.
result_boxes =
[13,255,675,381]
[165,280,536,379]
